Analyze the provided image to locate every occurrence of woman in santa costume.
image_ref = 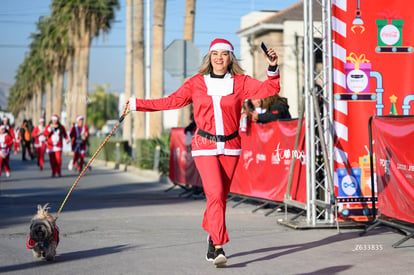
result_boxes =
[0,125,13,177]
[69,115,89,173]
[44,115,68,177]
[1,116,17,155]
[127,38,280,267]
[31,118,47,170]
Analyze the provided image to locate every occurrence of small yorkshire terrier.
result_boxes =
[26,204,60,261]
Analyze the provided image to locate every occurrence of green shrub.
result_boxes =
[88,137,129,162]
[135,132,170,175]
[88,131,171,175]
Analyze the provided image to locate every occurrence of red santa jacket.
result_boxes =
[44,125,68,152]
[130,69,280,156]
[0,133,13,158]
[69,124,89,153]
[31,126,46,148]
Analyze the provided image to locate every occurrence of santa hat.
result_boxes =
[0,125,5,130]
[76,115,84,122]
[39,118,45,122]
[209,38,234,52]
[51,114,59,121]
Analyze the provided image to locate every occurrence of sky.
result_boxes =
[0,0,300,94]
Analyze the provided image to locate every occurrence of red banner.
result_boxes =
[231,120,306,203]
[332,0,414,221]
[371,116,414,224]
[169,120,306,203]
[168,128,202,187]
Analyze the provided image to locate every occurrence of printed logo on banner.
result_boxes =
[376,16,413,53]
[271,142,305,165]
[242,150,254,169]
[337,168,362,197]
[379,158,391,176]
[256,153,266,164]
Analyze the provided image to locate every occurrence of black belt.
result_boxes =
[197,129,239,142]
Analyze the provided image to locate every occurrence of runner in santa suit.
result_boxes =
[13,125,21,155]
[44,115,68,177]
[127,38,280,267]
[1,116,17,155]
[0,125,13,177]
[31,118,47,170]
[69,115,89,173]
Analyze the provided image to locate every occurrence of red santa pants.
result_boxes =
[73,152,85,171]
[14,141,19,153]
[0,155,10,174]
[35,144,46,169]
[194,155,239,246]
[49,151,62,175]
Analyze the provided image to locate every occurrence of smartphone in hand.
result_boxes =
[260,42,273,61]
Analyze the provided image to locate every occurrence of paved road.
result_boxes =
[0,153,413,275]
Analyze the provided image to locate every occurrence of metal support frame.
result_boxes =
[304,0,335,226]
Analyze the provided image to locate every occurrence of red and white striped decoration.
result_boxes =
[332,0,349,189]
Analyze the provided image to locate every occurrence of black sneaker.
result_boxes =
[213,248,227,267]
[206,235,215,262]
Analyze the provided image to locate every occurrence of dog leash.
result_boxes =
[55,105,130,220]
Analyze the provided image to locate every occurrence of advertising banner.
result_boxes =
[168,128,202,187]
[169,120,306,203]
[332,0,414,221]
[230,120,306,203]
[371,116,414,224]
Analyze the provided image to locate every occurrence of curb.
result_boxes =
[91,158,164,182]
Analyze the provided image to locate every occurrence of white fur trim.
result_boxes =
[205,74,234,96]
[209,43,233,52]
[129,97,137,111]
[191,148,242,157]
[192,149,220,157]
[267,66,280,77]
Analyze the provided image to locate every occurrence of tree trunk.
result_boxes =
[150,0,166,137]
[28,97,34,121]
[123,0,133,141]
[45,80,52,120]
[34,89,41,121]
[78,35,91,119]
[70,37,81,124]
[55,69,64,118]
[133,0,145,139]
[183,0,196,41]
[38,88,43,119]
[65,56,74,127]
[51,70,60,116]
[73,10,91,122]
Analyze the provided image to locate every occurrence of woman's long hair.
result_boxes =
[262,94,288,110]
[198,51,245,76]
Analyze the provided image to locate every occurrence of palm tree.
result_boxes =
[31,16,66,122]
[150,0,166,137]
[133,0,145,140]
[51,0,120,124]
